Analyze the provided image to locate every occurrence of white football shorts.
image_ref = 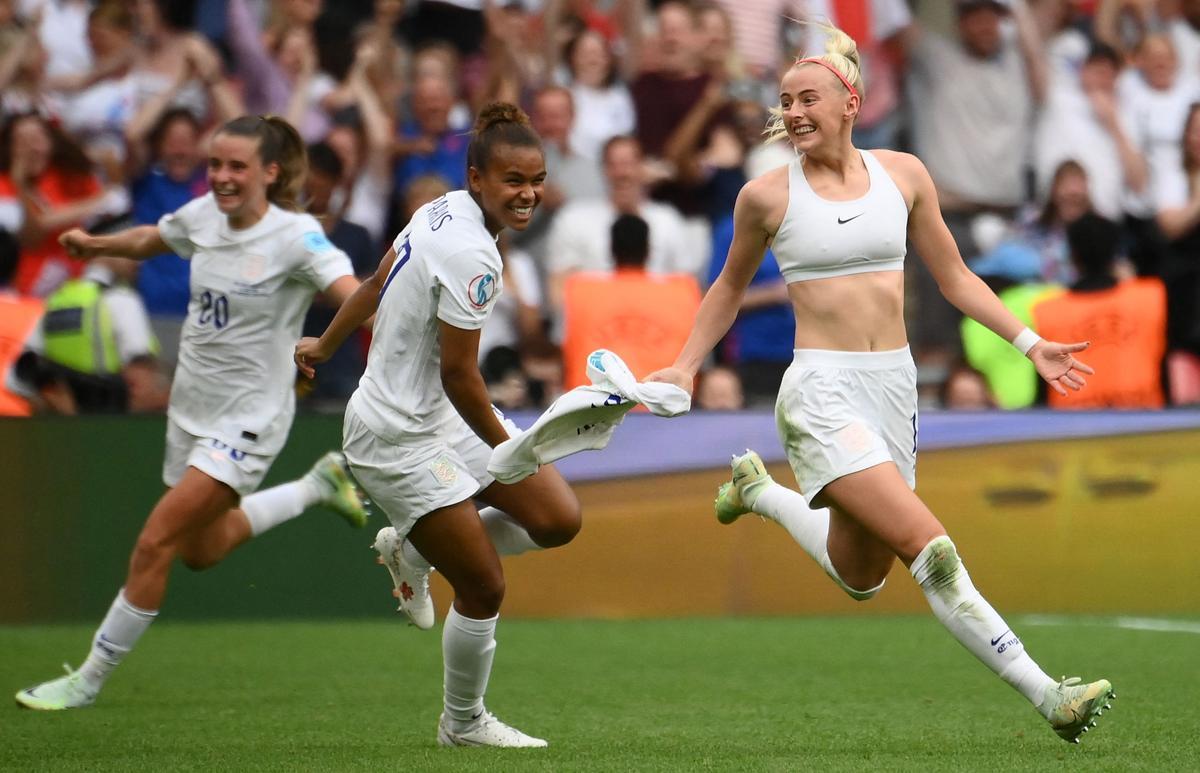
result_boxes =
[341,403,520,538]
[162,419,276,496]
[774,346,918,506]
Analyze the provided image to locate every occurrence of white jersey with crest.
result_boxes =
[350,190,503,444]
[158,193,354,455]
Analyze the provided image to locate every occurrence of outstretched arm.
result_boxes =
[59,226,170,260]
[904,154,1093,396]
[646,182,770,392]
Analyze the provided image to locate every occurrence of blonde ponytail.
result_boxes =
[764,20,866,144]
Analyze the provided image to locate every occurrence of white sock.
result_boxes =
[751,483,883,599]
[442,606,498,729]
[479,506,541,557]
[911,537,1055,707]
[241,479,322,537]
[78,589,158,689]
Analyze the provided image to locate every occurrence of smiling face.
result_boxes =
[468,143,546,234]
[207,133,278,228]
[778,64,858,153]
[11,116,53,178]
[158,117,201,183]
[569,30,612,88]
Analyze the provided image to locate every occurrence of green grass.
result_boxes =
[1,616,1194,772]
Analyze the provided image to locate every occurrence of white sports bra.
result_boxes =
[771,149,910,283]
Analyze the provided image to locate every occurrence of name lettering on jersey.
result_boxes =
[468,273,497,308]
[427,195,453,231]
[303,231,335,252]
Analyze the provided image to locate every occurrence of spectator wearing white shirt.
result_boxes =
[545,135,692,323]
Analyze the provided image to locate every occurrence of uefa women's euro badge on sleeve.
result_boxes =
[487,349,692,484]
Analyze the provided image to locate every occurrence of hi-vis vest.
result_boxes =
[1033,278,1167,409]
[42,279,120,375]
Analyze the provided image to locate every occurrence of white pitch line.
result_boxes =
[1020,615,1200,636]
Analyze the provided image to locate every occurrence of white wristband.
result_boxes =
[1012,327,1041,357]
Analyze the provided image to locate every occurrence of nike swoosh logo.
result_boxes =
[837,214,864,224]
[990,629,1011,646]
[470,711,483,721]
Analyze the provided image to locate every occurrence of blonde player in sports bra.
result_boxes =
[648,24,1115,745]
[294,103,580,748]
[16,116,368,711]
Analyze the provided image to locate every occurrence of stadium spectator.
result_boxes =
[15,115,367,712]
[939,361,997,409]
[545,135,692,316]
[128,108,208,367]
[514,85,604,262]
[0,112,116,297]
[15,256,167,415]
[226,0,337,143]
[1008,160,1098,285]
[1033,42,1147,224]
[393,73,470,198]
[552,25,637,163]
[0,14,56,118]
[707,212,795,408]
[0,229,41,415]
[560,213,700,389]
[695,364,744,410]
[1153,102,1200,354]
[905,0,1048,366]
[126,0,210,121]
[648,20,1112,744]
[297,103,581,748]
[1034,213,1167,409]
[300,141,378,404]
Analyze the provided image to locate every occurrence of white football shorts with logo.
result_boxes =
[341,403,520,537]
[775,346,918,506]
[162,419,275,496]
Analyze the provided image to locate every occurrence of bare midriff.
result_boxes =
[787,269,908,352]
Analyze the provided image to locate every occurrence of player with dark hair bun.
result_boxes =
[296,102,578,748]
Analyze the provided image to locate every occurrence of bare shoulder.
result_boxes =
[738,165,789,226]
[868,149,928,181]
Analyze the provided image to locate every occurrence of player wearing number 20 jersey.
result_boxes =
[158,192,354,456]
[350,190,503,444]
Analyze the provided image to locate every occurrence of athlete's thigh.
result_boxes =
[827,506,896,579]
[476,463,580,525]
[406,499,503,594]
[141,466,240,547]
[819,463,946,565]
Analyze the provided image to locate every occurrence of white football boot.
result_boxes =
[372,527,435,630]
[15,665,98,710]
[437,711,548,748]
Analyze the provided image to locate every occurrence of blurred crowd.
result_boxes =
[0,0,1196,417]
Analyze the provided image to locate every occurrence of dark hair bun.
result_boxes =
[473,102,532,134]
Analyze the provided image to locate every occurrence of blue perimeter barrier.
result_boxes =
[510,408,1200,482]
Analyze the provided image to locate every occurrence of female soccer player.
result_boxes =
[648,24,1115,744]
[294,103,580,748]
[16,116,368,711]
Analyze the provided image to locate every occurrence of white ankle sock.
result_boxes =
[241,479,322,536]
[442,606,498,729]
[78,589,158,689]
[911,537,1055,706]
[479,507,541,557]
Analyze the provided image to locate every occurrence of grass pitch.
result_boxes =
[2,615,1194,772]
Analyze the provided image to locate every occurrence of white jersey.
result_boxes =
[158,194,353,455]
[350,191,503,443]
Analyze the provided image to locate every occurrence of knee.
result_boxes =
[130,533,175,576]
[909,535,963,590]
[525,499,582,548]
[821,554,887,602]
[457,569,506,617]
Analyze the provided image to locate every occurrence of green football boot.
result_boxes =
[1040,676,1116,743]
[714,449,774,525]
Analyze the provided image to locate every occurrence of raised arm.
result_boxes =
[645,180,771,392]
[902,153,1092,395]
[1012,0,1049,104]
[58,225,170,261]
